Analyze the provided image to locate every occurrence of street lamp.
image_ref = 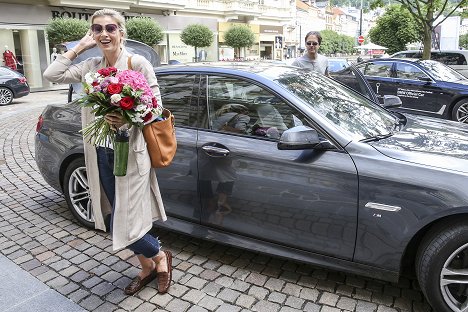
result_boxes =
[359,0,363,36]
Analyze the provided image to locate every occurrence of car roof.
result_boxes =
[392,50,468,54]
[63,39,160,67]
[156,61,306,80]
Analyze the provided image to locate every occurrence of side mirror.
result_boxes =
[382,95,402,109]
[278,126,321,150]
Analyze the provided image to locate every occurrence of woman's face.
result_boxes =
[91,15,123,56]
[305,34,320,55]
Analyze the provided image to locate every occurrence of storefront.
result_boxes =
[0,3,52,89]
[0,3,218,89]
[259,25,284,61]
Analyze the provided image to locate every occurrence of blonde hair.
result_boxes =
[91,8,127,42]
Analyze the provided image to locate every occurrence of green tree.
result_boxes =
[126,17,164,47]
[45,18,89,46]
[223,25,255,59]
[368,5,421,55]
[460,33,468,50]
[320,30,355,55]
[180,24,214,62]
[371,0,467,59]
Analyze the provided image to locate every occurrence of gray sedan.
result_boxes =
[35,63,468,312]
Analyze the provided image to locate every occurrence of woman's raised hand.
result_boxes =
[73,31,96,55]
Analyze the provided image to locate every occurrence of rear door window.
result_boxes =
[157,74,198,127]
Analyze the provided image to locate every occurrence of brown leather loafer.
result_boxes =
[157,250,173,293]
[124,271,157,296]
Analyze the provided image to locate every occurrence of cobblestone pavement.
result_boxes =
[0,90,433,312]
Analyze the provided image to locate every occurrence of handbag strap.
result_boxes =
[127,56,133,70]
[225,113,240,127]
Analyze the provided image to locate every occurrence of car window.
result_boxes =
[418,60,466,82]
[432,52,467,66]
[276,71,397,141]
[158,74,198,127]
[395,63,427,80]
[359,62,393,78]
[330,67,375,102]
[203,75,307,140]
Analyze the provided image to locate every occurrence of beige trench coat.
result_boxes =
[43,48,167,251]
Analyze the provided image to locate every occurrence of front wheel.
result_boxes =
[416,221,468,312]
[451,99,468,124]
[62,158,94,228]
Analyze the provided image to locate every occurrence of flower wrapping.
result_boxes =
[79,66,163,147]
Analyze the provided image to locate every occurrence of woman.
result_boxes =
[292,31,329,76]
[43,8,172,296]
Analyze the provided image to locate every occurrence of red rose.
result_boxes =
[152,97,157,107]
[107,83,123,94]
[120,96,134,110]
[92,81,99,87]
[97,67,118,77]
[143,112,153,123]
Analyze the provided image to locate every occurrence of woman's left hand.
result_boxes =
[105,112,126,131]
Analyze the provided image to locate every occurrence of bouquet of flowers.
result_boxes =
[79,66,162,146]
[79,66,163,175]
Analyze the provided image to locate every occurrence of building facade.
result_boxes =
[0,0,366,89]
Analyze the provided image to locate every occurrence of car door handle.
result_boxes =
[202,145,230,157]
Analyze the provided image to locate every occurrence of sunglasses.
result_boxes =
[91,24,119,35]
[306,41,319,46]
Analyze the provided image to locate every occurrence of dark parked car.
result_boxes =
[333,58,468,124]
[0,66,29,105]
[35,63,468,312]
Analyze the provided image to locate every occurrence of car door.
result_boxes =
[196,74,359,260]
[155,74,201,222]
[356,60,396,104]
[330,65,379,103]
[393,61,447,115]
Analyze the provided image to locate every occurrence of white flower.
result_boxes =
[110,94,122,103]
[84,73,95,84]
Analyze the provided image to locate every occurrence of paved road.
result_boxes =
[0,90,433,312]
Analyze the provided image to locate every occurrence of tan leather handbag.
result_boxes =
[142,108,177,168]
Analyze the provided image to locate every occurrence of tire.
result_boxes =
[451,99,468,124]
[62,158,95,229]
[416,221,468,312]
[0,87,13,105]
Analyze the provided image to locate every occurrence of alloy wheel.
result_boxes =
[0,87,13,105]
[67,166,94,223]
[440,242,468,311]
[455,102,468,124]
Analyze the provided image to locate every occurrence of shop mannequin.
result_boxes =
[50,47,59,63]
[3,45,21,71]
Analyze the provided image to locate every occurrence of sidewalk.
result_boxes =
[30,83,69,93]
[0,254,85,312]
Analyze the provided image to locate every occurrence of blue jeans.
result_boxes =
[96,147,160,258]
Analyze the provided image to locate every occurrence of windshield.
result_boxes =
[276,70,398,141]
[418,60,466,82]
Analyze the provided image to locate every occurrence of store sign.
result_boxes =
[259,25,283,35]
[51,10,93,20]
[168,34,192,63]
